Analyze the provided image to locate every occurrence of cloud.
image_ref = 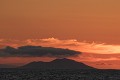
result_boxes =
[1,38,120,54]
[0,46,81,58]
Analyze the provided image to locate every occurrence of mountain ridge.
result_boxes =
[20,58,95,69]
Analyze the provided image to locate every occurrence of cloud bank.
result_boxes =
[0,38,120,66]
[0,46,80,57]
[0,38,120,54]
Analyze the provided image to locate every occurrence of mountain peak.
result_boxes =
[51,58,76,63]
[20,58,95,69]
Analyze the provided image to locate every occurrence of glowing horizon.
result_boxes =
[0,0,120,69]
[0,38,120,54]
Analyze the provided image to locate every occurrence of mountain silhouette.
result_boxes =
[20,58,95,69]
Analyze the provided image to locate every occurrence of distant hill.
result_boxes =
[20,58,95,69]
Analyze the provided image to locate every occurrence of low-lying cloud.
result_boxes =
[0,46,80,57]
[0,38,120,54]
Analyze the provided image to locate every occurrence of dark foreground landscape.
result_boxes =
[0,69,120,80]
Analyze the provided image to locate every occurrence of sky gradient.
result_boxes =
[0,0,120,69]
[1,0,120,44]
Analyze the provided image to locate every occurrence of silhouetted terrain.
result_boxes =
[0,64,16,68]
[0,69,120,80]
[20,58,94,69]
[0,58,120,80]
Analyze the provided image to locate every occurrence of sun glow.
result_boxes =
[0,38,120,54]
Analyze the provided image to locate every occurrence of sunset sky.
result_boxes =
[0,0,120,69]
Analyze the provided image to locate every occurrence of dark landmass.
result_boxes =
[0,69,120,80]
[0,64,16,68]
[20,58,94,69]
[0,58,120,80]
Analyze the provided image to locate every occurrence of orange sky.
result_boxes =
[1,0,120,44]
[0,38,120,69]
[0,0,120,69]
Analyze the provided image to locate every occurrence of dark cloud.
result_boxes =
[0,46,81,58]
